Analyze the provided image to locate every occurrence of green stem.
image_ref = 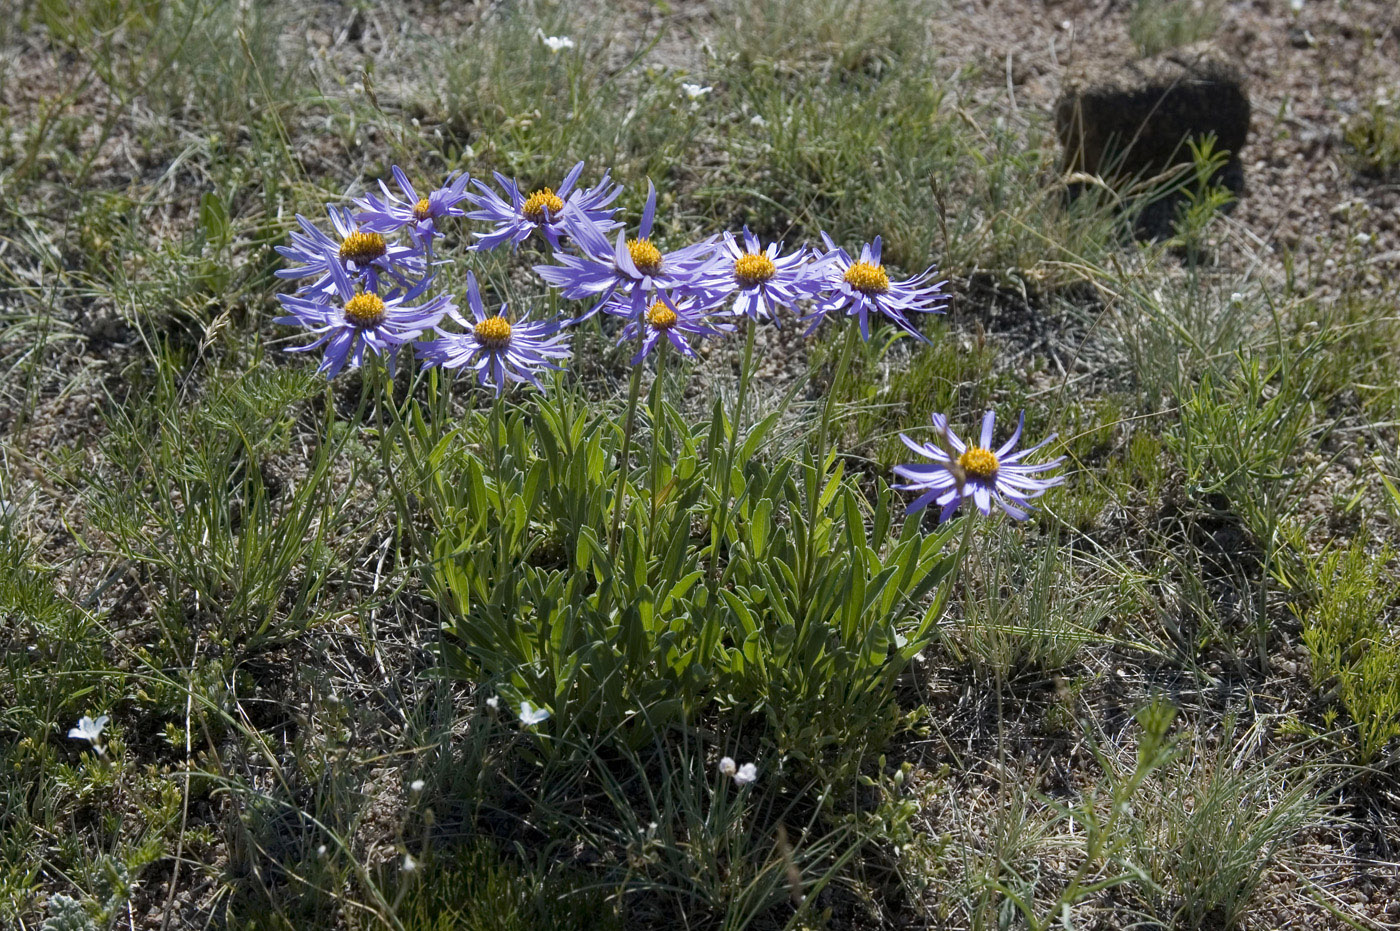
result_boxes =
[816,322,860,468]
[489,393,507,576]
[733,320,757,442]
[707,321,757,583]
[647,346,667,561]
[800,323,860,602]
[372,363,424,561]
[610,361,644,558]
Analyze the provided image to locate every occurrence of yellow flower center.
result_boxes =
[843,261,890,295]
[646,300,679,331]
[958,447,999,482]
[522,188,565,223]
[733,252,777,287]
[339,229,387,265]
[413,198,433,221]
[627,238,663,275]
[473,316,512,350]
[343,292,387,328]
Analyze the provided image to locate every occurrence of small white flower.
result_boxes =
[718,756,737,777]
[734,762,758,786]
[1289,0,1304,12]
[1229,292,1245,305]
[409,779,425,793]
[485,695,499,710]
[681,83,712,101]
[539,34,576,53]
[68,714,109,751]
[749,114,767,127]
[402,853,418,872]
[518,701,551,725]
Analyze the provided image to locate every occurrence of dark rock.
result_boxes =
[1055,42,1251,182]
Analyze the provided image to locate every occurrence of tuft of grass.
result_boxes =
[1298,540,1400,765]
[396,841,619,931]
[1344,96,1400,177]
[943,524,1115,677]
[1127,0,1223,57]
[1133,724,1324,927]
[934,701,1182,930]
[1167,340,1338,663]
[83,348,360,657]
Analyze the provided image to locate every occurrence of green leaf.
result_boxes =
[741,629,765,670]
[720,589,758,636]
[659,570,704,611]
[750,496,772,558]
[739,410,783,463]
[199,191,230,247]
[819,459,845,511]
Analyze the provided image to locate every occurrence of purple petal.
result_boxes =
[559,161,584,197]
[639,180,657,239]
[995,412,1025,458]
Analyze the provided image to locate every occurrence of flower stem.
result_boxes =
[610,360,644,559]
[371,362,424,561]
[708,320,757,582]
[489,392,507,572]
[800,322,860,602]
[816,321,859,465]
[647,346,667,560]
[734,320,757,441]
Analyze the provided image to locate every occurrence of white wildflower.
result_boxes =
[402,853,418,872]
[539,34,576,53]
[409,779,425,793]
[67,714,109,752]
[485,695,500,710]
[518,701,551,725]
[681,83,712,101]
[718,756,737,777]
[734,762,758,786]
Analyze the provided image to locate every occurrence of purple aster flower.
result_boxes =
[467,161,622,252]
[893,410,1065,521]
[417,272,570,395]
[275,206,426,297]
[608,291,733,364]
[805,234,946,342]
[275,252,452,379]
[353,166,471,247]
[700,227,829,325]
[535,181,719,319]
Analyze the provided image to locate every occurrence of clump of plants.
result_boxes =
[1344,95,1400,177]
[251,157,1071,917]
